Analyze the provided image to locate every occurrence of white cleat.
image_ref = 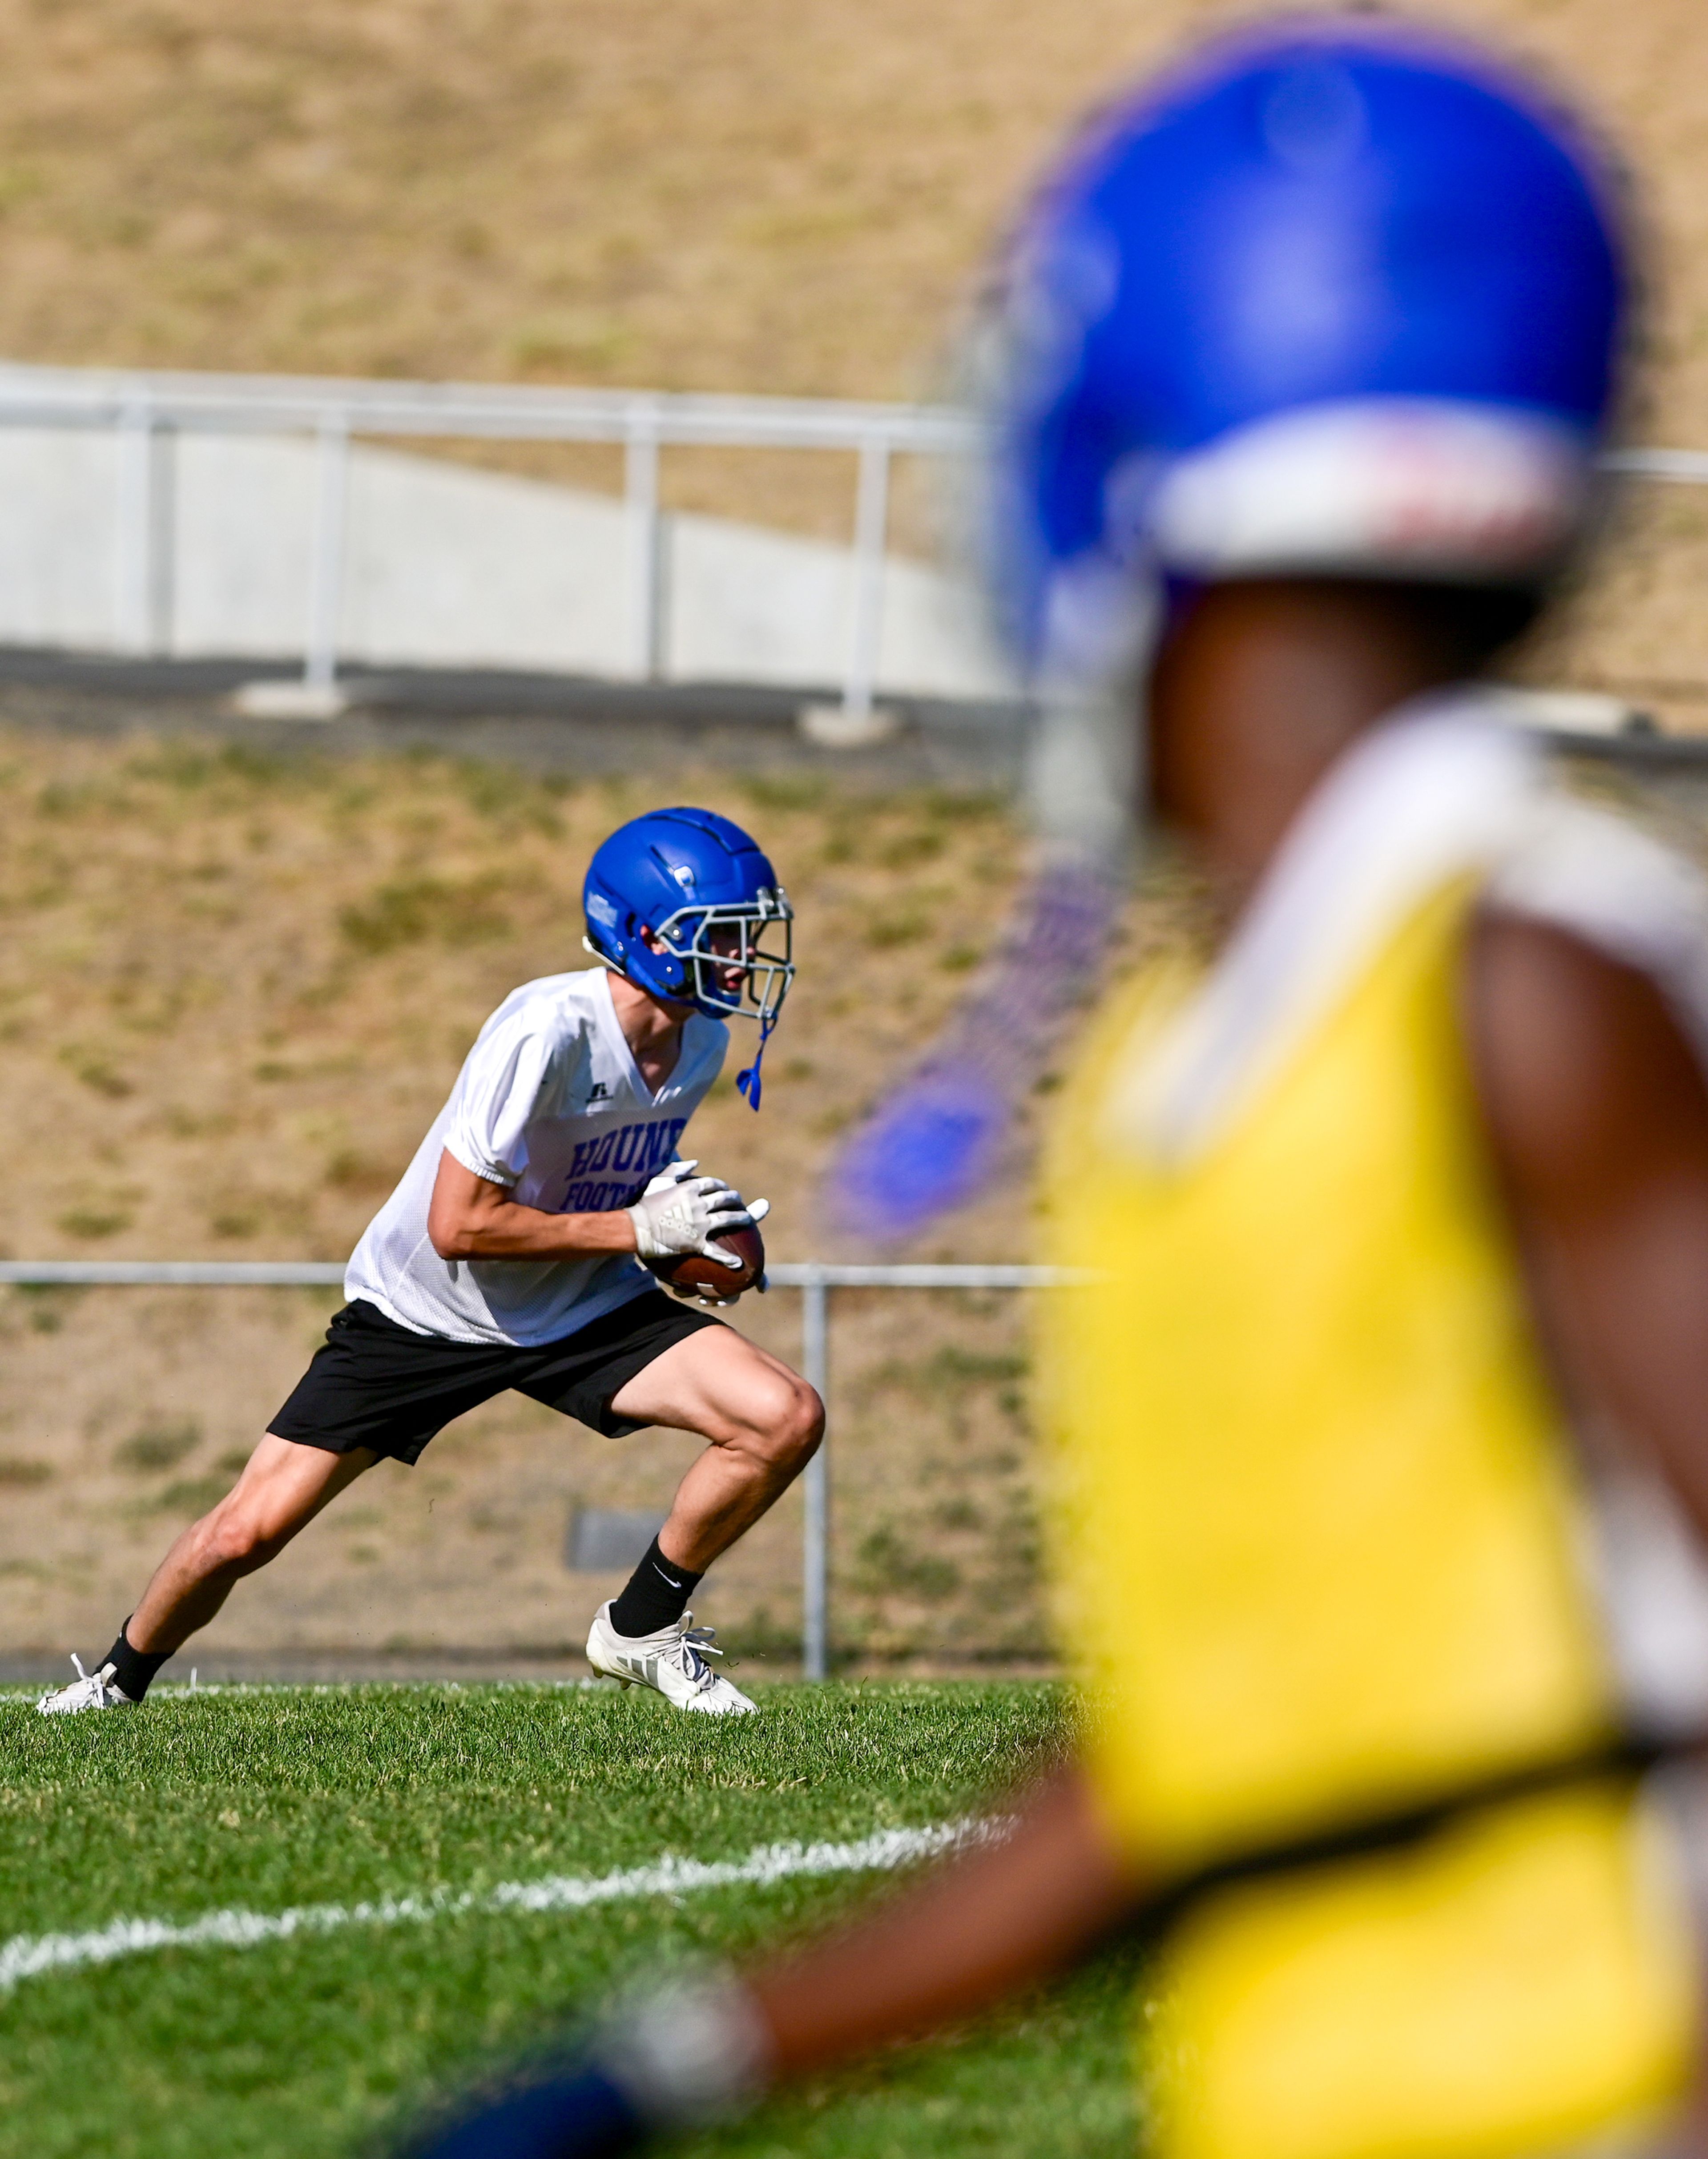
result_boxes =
[585,1603,758,1716]
[36,1653,138,1716]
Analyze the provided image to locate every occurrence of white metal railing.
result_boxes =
[0,363,985,724]
[1,362,1705,725]
[1604,448,1708,483]
[0,1256,1078,1681]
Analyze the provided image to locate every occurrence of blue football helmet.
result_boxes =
[829,18,1635,1237]
[582,808,794,1106]
[983,19,1631,689]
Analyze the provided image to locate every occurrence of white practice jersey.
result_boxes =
[346,968,728,1346]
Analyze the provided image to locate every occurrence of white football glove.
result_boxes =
[627,1159,770,1269]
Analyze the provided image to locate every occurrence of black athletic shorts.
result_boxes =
[269,1292,724,1465]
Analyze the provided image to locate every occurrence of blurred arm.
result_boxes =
[1468,910,1708,1532]
[748,1764,1146,2077]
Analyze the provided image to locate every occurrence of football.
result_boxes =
[647,1223,765,1301]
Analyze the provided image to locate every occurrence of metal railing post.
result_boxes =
[624,402,665,681]
[145,421,176,656]
[0,1257,1082,1681]
[800,1267,830,1682]
[304,415,350,692]
[842,432,891,720]
[113,391,158,655]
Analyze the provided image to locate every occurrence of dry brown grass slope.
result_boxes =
[0,728,1697,1675]
[1,0,1706,713]
[4,7,1708,1672]
[0,0,1703,420]
[0,733,1053,1261]
[2,0,1708,579]
[0,727,1180,1670]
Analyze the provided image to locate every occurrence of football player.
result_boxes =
[394,21,1708,2159]
[39,806,818,1720]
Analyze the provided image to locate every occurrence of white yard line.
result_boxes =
[0,1818,995,1995]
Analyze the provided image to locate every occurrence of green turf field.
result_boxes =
[0,1680,1142,2159]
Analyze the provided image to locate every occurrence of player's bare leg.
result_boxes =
[36,1438,375,1711]
[586,1326,822,1714]
[128,1435,379,1653]
[612,1326,822,1568]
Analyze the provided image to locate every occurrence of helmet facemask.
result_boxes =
[649,887,796,1026]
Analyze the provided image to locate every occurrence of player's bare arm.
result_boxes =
[1149,581,1708,1523]
[1472,923,1708,2159]
[1469,911,1708,1531]
[749,1766,1142,2076]
[428,1153,640,1260]
[427,1152,768,1288]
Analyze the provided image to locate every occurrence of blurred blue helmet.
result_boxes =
[985,19,1632,687]
[583,807,794,1106]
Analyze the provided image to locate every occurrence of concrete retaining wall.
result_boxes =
[0,428,1012,699]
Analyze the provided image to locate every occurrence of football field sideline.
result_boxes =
[0,1680,1138,2159]
[0,1814,990,1995]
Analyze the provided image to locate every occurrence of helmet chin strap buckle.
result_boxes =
[736,1011,777,1112]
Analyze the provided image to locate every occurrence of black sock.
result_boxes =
[608,1537,702,1639]
[103,1619,172,1703]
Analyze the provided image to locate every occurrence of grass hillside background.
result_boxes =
[3,3,1708,1675]
[0,721,1698,1678]
[0,0,1702,421]
[0,725,1180,1676]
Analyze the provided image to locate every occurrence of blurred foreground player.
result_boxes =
[40,807,818,1720]
[404,24,1708,2159]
